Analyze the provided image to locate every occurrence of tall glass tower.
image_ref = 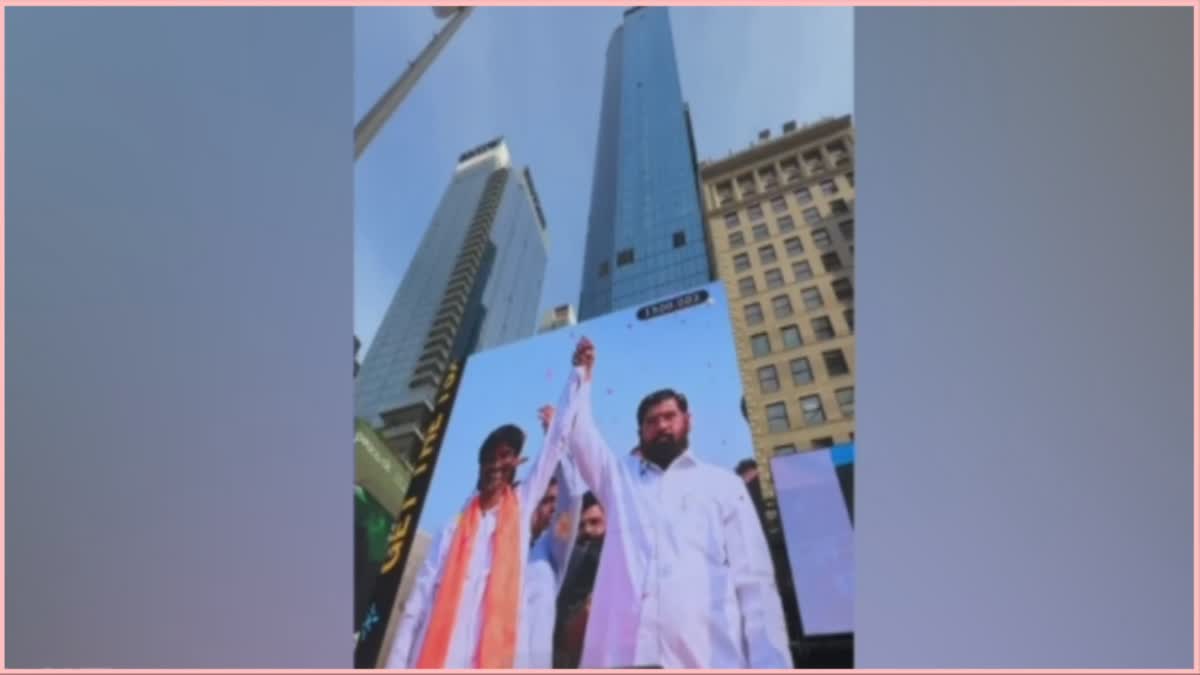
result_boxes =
[356,139,549,460]
[578,6,711,321]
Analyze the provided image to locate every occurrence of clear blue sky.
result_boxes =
[354,7,853,350]
[416,282,754,535]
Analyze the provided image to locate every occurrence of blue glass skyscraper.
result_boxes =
[578,7,712,321]
[356,139,549,461]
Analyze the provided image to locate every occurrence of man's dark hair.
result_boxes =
[581,491,601,512]
[636,389,689,426]
[736,459,758,476]
[478,424,525,464]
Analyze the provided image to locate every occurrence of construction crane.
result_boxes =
[354,7,474,161]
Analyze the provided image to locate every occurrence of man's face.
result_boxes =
[578,504,606,542]
[478,442,519,495]
[638,398,690,461]
[531,481,558,536]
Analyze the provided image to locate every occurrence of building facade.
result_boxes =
[699,116,856,505]
[355,139,549,461]
[538,303,578,334]
[578,6,711,321]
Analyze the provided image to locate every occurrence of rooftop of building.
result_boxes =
[699,114,853,179]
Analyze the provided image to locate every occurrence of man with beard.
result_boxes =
[554,491,607,668]
[561,337,792,669]
[384,367,584,669]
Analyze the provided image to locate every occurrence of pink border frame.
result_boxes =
[0,1,1195,672]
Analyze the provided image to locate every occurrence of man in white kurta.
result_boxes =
[384,368,584,669]
[563,338,793,669]
[524,405,592,668]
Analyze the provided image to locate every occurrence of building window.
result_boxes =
[803,207,821,225]
[759,245,778,265]
[766,402,791,432]
[802,286,824,310]
[673,231,687,248]
[812,316,835,341]
[729,231,745,248]
[838,219,854,241]
[795,186,813,204]
[724,211,740,228]
[811,436,835,449]
[803,150,825,173]
[758,365,780,394]
[774,443,799,455]
[845,171,855,187]
[831,198,850,215]
[765,268,785,289]
[832,278,854,302]
[828,140,849,165]
[772,294,794,318]
[792,260,814,281]
[771,196,788,214]
[738,276,757,297]
[790,357,814,385]
[753,223,770,241]
[821,178,838,196]
[716,182,735,205]
[823,348,850,376]
[836,386,855,417]
[781,158,802,181]
[844,308,855,331]
[822,252,844,273]
[785,237,805,257]
[748,203,765,221]
[744,302,764,325]
[617,248,635,267]
[734,253,751,272]
[759,167,779,189]
[599,261,610,278]
[781,324,803,349]
[800,394,826,425]
[812,228,833,250]
[738,174,757,196]
[777,215,796,233]
[751,332,772,357]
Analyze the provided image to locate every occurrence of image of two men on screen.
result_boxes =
[385,335,793,670]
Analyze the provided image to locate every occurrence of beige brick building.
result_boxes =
[699,115,855,506]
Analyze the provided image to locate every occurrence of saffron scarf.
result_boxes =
[415,486,522,669]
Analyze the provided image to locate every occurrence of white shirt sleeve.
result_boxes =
[721,480,793,668]
[518,368,585,523]
[384,523,453,669]
[549,457,585,584]
[564,372,620,506]
[522,538,557,669]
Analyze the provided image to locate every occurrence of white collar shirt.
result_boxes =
[563,375,793,669]
[382,371,582,668]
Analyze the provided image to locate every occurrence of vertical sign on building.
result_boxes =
[353,359,465,668]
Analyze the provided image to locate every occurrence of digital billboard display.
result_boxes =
[771,445,855,637]
[359,283,855,669]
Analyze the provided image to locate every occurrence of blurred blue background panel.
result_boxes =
[5,7,353,668]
